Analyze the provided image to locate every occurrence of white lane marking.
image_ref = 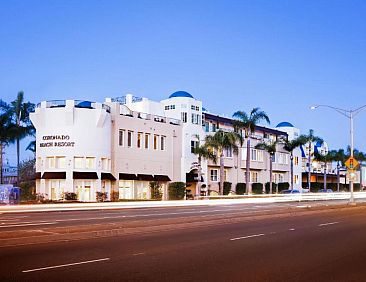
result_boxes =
[318,222,339,227]
[132,252,145,256]
[296,205,310,208]
[230,233,265,241]
[289,228,295,231]
[0,222,57,228]
[22,258,110,273]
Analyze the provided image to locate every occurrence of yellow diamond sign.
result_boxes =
[345,157,359,170]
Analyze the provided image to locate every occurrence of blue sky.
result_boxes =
[1,0,366,164]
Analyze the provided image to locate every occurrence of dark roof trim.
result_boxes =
[186,172,203,182]
[119,173,138,180]
[73,171,98,179]
[101,172,116,181]
[35,172,42,180]
[137,174,155,181]
[42,172,66,179]
[153,175,171,181]
[204,113,288,136]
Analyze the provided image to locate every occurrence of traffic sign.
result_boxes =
[345,157,359,170]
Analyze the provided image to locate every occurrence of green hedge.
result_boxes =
[223,182,232,195]
[265,182,277,194]
[277,182,290,192]
[168,182,186,200]
[252,183,263,194]
[236,183,246,195]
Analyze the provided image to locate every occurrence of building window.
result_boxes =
[204,122,209,132]
[137,132,142,148]
[210,169,218,182]
[145,133,150,149]
[191,105,195,110]
[191,113,200,124]
[191,140,199,153]
[101,158,108,170]
[56,157,66,169]
[74,157,83,169]
[251,171,259,183]
[224,148,233,158]
[119,130,125,146]
[251,149,264,162]
[212,123,217,132]
[294,174,299,184]
[85,157,95,169]
[127,131,133,148]
[47,157,55,169]
[294,156,299,166]
[154,135,159,150]
[224,169,228,181]
[161,136,166,151]
[181,112,187,123]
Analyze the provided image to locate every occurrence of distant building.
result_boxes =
[1,164,17,185]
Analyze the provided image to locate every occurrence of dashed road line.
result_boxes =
[230,233,265,241]
[318,222,339,227]
[22,258,110,273]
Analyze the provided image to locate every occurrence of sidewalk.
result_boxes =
[1,192,365,213]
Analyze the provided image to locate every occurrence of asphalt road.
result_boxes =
[1,201,366,282]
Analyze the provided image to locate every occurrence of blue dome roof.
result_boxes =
[276,122,294,128]
[169,91,194,99]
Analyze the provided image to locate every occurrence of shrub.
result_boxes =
[111,190,119,202]
[223,182,232,195]
[63,192,77,201]
[96,192,108,202]
[277,182,290,192]
[265,182,277,194]
[149,181,163,200]
[20,182,36,201]
[252,183,263,194]
[168,182,186,200]
[236,183,246,195]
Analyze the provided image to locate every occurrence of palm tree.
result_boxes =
[205,130,240,195]
[0,100,16,184]
[300,129,323,192]
[255,140,278,194]
[192,135,217,196]
[282,136,307,190]
[332,149,347,192]
[233,108,270,194]
[313,151,336,190]
[10,91,35,185]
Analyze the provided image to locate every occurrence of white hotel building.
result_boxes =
[30,91,304,201]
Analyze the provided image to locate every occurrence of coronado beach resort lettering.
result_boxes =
[40,135,75,147]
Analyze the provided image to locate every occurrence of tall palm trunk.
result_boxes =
[269,155,273,194]
[0,143,3,184]
[323,162,327,190]
[17,137,20,186]
[219,152,225,195]
[337,163,340,192]
[307,143,311,192]
[246,138,251,194]
[290,153,294,190]
[197,155,202,197]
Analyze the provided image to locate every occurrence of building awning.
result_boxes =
[153,175,171,181]
[119,173,138,180]
[42,172,66,179]
[35,172,42,180]
[73,171,98,179]
[186,172,203,182]
[101,172,116,181]
[137,174,154,181]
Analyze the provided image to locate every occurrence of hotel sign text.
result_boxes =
[40,135,75,148]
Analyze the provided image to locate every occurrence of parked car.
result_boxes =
[318,189,334,193]
[281,189,300,194]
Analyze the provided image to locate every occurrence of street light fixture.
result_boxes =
[310,104,366,204]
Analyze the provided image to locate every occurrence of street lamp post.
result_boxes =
[310,104,366,204]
